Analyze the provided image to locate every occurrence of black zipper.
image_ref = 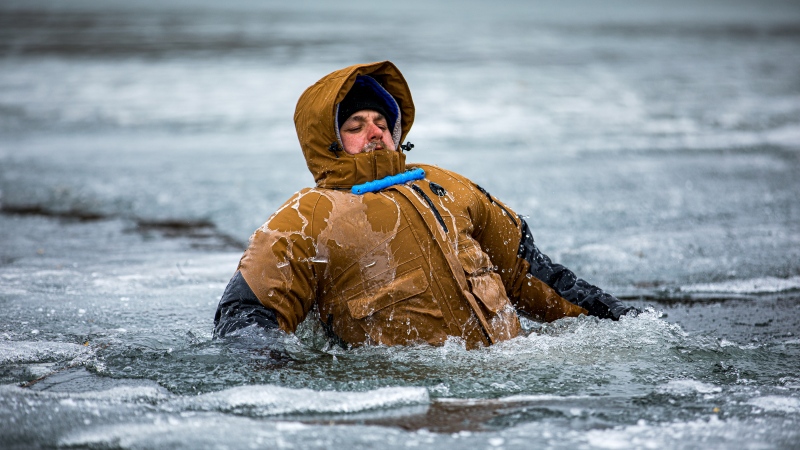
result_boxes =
[411,184,449,233]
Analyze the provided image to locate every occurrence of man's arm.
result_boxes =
[517,219,637,320]
[214,190,323,340]
[470,182,636,321]
[214,271,280,338]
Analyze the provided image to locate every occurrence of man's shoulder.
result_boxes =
[409,163,479,192]
[409,164,474,184]
[260,188,332,230]
[272,188,322,211]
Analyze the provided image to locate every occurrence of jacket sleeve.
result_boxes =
[233,191,323,334]
[517,218,637,320]
[471,184,635,321]
[213,271,280,338]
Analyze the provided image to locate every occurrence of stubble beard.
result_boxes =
[361,141,383,153]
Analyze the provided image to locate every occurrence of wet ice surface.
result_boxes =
[2,215,798,449]
[2,0,800,448]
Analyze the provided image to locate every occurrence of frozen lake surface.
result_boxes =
[1,0,799,448]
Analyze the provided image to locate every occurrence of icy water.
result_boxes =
[2,0,800,448]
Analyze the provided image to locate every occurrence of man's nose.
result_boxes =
[367,122,382,140]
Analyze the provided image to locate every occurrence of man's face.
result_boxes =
[339,110,396,155]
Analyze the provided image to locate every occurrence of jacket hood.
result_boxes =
[294,61,415,189]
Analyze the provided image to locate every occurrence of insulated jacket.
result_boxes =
[215,61,633,349]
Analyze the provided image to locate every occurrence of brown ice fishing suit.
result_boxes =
[237,61,586,349]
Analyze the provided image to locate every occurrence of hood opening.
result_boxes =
[293,61,415,189]
[334,75,403,150]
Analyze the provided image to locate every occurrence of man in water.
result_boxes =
[214,61,637,349]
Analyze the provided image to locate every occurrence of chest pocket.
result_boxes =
[457,241,510,314]
[347,267,430,319]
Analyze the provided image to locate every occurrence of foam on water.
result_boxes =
[3,380,796,450]
[0,384,170,403]
[353,309,684,365]
[173,385,430,416]
[290,310,712,400]
[59,416,434,450]
[580,416,792,450]
[747,396,800,413]
[56,413,800,450]
[2,382,433,448]
[0,340,90,365]
[680,275,800,294]
[658,379,722,395]
[1,383,427,416]
[500,309,686,358]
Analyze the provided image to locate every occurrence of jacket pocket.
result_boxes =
[457,241,511,315]
[468,272,508,314]
[457,242,492,276]
[347,267,429,319]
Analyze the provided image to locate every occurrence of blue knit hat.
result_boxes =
[337,75,399,130]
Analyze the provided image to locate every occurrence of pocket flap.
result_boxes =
[469,272,509,314]
[457,242,492,275]
[347,267,429,319]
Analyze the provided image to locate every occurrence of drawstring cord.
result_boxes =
[328,142,341,158]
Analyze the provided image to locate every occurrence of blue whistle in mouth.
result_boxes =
[351,168,426,195]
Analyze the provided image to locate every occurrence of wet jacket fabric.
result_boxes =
[214,61,630,349]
